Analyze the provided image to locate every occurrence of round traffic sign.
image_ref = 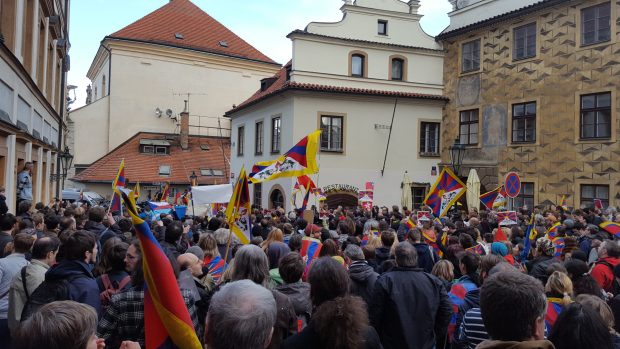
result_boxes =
[504,172,521,198]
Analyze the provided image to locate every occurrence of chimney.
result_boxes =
[408,0,420,14]
[180,100,189,150]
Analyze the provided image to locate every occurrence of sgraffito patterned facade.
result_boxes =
[439,0,620,209]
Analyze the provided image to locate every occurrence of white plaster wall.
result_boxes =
[444,0,542,33]
[71,96,110,165]
[292,39,443,94]
[306,1,441,50]
[230,92,444,211]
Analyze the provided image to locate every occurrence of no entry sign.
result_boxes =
[504,172,521,198]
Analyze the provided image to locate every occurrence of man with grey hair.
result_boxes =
[369,241,452,349]
[206,280,277,349]
[344,244,378,304]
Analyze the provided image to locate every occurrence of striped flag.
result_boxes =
[559,195,568,211]
[160,182,170,202]
[552,237,565,259]
[545,299,564,333]
[546,222,561,240]
[300,237,322,268]
[480,186,507,210]
[600,221,620,237]
[225,166,252,244]
[119,190,201,349]
[111,159,126,213]
[521,214,536,261]
[424,167,466,217]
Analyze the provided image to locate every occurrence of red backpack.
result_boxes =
[99,274,131,306]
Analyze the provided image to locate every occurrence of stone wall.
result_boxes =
[441,0,620,208]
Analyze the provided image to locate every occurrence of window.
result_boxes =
[581,2,611,46]
[580,92,611,139]
[351,54,365,77]
[378,20,388,35]
[420,122,440,156]
[459,109,479,145]
[513,23,537,60]
[253,183,262,208]
[159,165,171,176]
[461,39,480,73]
[512,102,536,143]
[411,186,427,210]
[155,146,168,155]
[514,182,535,209]
[271,117,281,153]
[320,115,344,152]
[237,126,245,156]
[17,96,30,132]
[141,145,154,154]
[200,169,224,176]
[270,189,284,209]
[391,58,404,81]
[581,184,609,208]
[255,121,263,155]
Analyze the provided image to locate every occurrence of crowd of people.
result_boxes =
[0,196,619,349]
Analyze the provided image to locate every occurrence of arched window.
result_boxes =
[391,58,404,81]
[351,54,365,77]
[102,75,106,97]
[270,189,284,209]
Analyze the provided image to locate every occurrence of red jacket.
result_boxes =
[591,256,620,292]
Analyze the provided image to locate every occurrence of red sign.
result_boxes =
[504,172,521,198]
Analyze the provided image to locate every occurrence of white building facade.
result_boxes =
[227,0,446,211]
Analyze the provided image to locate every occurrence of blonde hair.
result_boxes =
[367,235,382,249]
[198,233,219,258]
[545,271,573,305]
[432,260,454,282]
[260,228,284,251]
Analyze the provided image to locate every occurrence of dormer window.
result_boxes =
[140,139,171,155]
[174,33,184,40]
[378,20,388,35]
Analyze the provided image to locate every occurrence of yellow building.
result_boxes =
[437,0,619,209]
[0,0,69,212]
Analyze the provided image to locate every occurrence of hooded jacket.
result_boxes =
[45,259,102,316]
[349,261,379,304]
[375,246,391,271]
[591,256,620,292]
[276,281,312,321]
[369,266,452,349]
[476,340,555,349]
[412,242,438,273]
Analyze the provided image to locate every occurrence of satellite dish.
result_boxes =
[166,109,173,118]
[155,108,162,117]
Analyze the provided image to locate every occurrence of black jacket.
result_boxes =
[412,242,438,273]
[45,260,102,316]
[527,256,555,284]
[349,261,379,305]
[276,281,312,323]
[282,322,383,349]
[369,267,452,349]
[375,246,391,271]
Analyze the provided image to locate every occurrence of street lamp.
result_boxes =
[52,146,74,191]
[189,171,198,217]
[449,138,466,175]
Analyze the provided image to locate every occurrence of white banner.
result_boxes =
[191,184,233,205]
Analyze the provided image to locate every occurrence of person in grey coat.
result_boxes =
[345,244,379,305]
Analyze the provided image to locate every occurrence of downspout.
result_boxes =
[55,0,69,198]
[100,42,111,96]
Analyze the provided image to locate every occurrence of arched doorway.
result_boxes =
[269,187,285,209]
[322,184,359,209]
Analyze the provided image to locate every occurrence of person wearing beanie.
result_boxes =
[526,237,557,285]
[563,219,575,236]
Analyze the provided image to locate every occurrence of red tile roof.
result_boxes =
[108,0,277,65]
[72,132,230,185]
[226,62,449,115]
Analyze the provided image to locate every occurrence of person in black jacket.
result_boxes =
[0,187,8,215]
[369,241,452,349]
[83,207,122,245]
[282,257,383,349]
[345,244,378,305]
[407,229,439,273]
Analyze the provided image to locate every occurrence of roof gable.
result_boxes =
[108,0,277,64]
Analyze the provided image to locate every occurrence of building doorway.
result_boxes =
[270,188,284,209]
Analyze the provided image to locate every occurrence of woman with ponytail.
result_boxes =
[544,271,573,333]
[282,257,382,349]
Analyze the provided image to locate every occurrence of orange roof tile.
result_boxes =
[72,132,230,185]
[108,0,277,65]
[226,62,448,115]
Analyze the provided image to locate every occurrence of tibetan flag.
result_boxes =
[249,130,321,183]
[301,188,311,211]
[423,167,466,217]
[417,211,432,222]
[594,199,604,209]
[552,237,565,259]
[545,299,564,334]
[600,221,620,237]
[495,227,508,242]
[226,166,252,244]
[423,230,440,256]
[160,182,171,202]
[521,215,536,261]
[313,188,326,201]
[546,222,561,240]
[111,159,126,212]
[404,218,415,230]
[480,186,507,210]
[448,281,479,341]
[559,195,568,211]
[119,190,201,349]
[204,255,227,283]
[133,181,141,200]
[297,175,316,192]
[497,211,518,226]
[300,236,322,268]
[466,243,486,255]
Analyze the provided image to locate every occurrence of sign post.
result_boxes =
[504,172,521,209]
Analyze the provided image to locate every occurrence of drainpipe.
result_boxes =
[100,42,111,96]
[55,0,69,198]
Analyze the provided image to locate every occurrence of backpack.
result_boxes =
[594,260,620,296]
[99,274,131,307]
[21,274,80,321]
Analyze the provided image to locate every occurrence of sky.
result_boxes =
[67,0,452,109]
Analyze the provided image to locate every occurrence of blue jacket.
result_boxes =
[412,242,438,273]
[45,260,102,316]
